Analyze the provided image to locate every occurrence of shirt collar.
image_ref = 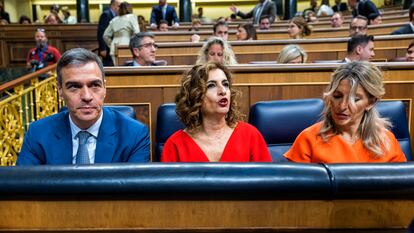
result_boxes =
[109,8,117,17]
[69,110,104,139]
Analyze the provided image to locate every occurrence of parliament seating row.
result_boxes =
[154,99,412,162]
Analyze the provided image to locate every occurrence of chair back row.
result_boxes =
[111,100,411,162]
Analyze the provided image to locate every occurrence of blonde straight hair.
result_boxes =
[319,61,391,156]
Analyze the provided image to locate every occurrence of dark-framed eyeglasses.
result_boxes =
[138,43,159,49]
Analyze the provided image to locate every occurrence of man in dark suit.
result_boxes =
[0,2,10,24]
[97,0,120,66]
[332,0,348,12]
[230,0,277,24]
[348,0,379,19]
[343,35,375,62]
[17,48,150,165]
[391,3,414,35]
[150,0,179,30]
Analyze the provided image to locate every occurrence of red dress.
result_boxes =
[161,122,272,162]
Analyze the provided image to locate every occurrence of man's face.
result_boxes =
[35,31,48,48]
[159,0,167,6]
[159,23,168,31]
[349,18,367,36]
[259,18,271,30]
[357,41,375,61]
[406,45,414,61]
[133,36,157,66]
[214,25,229,41]
[348,0,357,8]
[58,62,106,130]
[331,13,343,27]
[112,0,121,14]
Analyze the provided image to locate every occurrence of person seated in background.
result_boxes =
[17,48,150,165]
[288,16,312,39]
[368,12,382,25]
[138,15,147,32]
[44,13,60,24]
[344,34,375,62]
[305,11,319,23]
[331,12,344,28]
[26,28,61,72]
[277,44,308,63]
[196,37,237,65]
[348,0,379,19]
[150,0,179,30]
[19,15,32,24]
[349,15,368,36]
[158,19,169,31]
[213,20,229,41]
[61,7,77,24]
[0,2,10,24]
[391,3,414,35]
[303,0,318,17]
[236,23,257,40]
[104,1,140,65]
[332,0,348,12]
[284,61,407,163]
[161,62,272,162]
[127,32,160,66]
[189,18,202,31]
[259,15,271,30]
[406,41,414,61]
[317,0,334,16]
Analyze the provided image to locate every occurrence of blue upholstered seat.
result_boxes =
[249,98,324,162]
[155,103,185,161]
[376,100,412,160]
[59,105,136,119]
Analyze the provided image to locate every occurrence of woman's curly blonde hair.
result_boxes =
[175,62,242,132]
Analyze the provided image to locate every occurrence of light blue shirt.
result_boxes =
[69,111,104,164]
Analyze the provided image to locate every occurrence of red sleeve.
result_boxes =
[26,48,35,65]
[51,47,61,63]
[248,124,272,162]
[160,132,180,162]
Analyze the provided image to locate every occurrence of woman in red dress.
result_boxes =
[161,62,272,162]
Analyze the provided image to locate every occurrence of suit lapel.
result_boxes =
[95,108,117,163]
[53,111,73,164]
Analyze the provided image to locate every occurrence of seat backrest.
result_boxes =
[155,103,185,161]
[249,98,324,162]
[59,105,136,119]
[376,100,412,160]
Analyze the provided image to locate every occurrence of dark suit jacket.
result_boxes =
[150,4,179,26]
[97,9,115,66]
[16,107,150,165]
[0,11,10,24]
[391,24,414,35]
[352,0,379,18]
[332,2,348,12]
[237,0,277,24]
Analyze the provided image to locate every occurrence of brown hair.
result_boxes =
[290,16,312,37]
[175,62,241,131]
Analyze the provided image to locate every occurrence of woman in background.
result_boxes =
[284,62,406,163]
[277,44,308,63]
[161,62,272,162]
[104,1,140,65]
[287,16,312,39]
[196,37,237,65]
[236,23,257,40]
[406,41,414,62]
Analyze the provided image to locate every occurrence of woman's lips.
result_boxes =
[218,98,228,107]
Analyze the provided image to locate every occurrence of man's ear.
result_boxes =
[355,45,363,55]
[133,48,140,58]
[57,83,63,99]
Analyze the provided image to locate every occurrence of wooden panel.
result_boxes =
[0,199,412,231]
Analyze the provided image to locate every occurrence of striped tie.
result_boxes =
[76,131,91,164]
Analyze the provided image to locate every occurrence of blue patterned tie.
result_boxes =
[76,131,91,164]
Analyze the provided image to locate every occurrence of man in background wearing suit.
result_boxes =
[343,35,375,62]
[150,0,179,30]
[230,0,277,24]
[126,32,164,66]
[348,0,379,19]
[391,3,414,35]
[17,48,150,165]
[97,0,121,66]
